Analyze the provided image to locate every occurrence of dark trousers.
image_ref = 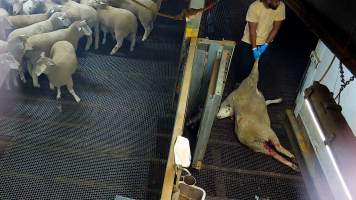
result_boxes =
[235,41,271,83]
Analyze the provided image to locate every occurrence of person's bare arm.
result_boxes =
[265,20,283,44]
[248,22,258,48]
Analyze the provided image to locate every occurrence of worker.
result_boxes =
[235,0,286,82]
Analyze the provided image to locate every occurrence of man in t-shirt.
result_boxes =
[235,0,285,82]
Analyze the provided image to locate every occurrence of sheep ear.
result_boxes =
[40,52,46,58]
[17,35,33,51]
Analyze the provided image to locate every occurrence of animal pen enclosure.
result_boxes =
[0,0,186,199]
[2,0,347,199]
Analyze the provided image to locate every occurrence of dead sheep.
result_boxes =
[96,5,137,54]
[217,61,298,171]
[34,41,81,102]
[7,12,71,41]
[52,0,100,50]
[108,0,157,41]
[16,20,91,85]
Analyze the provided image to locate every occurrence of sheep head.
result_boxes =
[88,0,108,9]
[6,35,33,62]
[48,5,63,16]
[50,12,71,28]
[217,105,233,119]
[12,0,24,15]
[71,20,92,36]
[30,0,46,14]
[34,52,55,76]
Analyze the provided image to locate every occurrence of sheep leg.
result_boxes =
[263,143,299,171]
[102,31,107,45]
[101,26,108,45]
[270,137,295,159]
[141,21,153,42]
[110,33,124,55]
[5,78,11,90]
[56,87,61,100]
[29,62,40,88]
[49,83,54,90]
[66,78,80,103]
[111,32,115,41]
[85,35,93,51]
[129,32,136,52]
[94,22,99,50]
[18,61,26,83]
[266,98,283,106]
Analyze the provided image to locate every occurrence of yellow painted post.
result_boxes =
[160,38,197,200]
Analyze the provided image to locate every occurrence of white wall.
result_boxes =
[295,40,356,136]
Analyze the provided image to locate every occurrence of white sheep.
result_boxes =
[0,7,8,17]
[52,0,100,50]
[11,0,27,15]
[6,35,33,82]
[97,5,137,54]
[0,40,21,89]
[22,0,47,14]
[108,0,157,41]
[13,0,46,15]
[22,20,91,86]
[34,41,81,102]
[5,12,50,29]
[7,12,71,41]
[0,8,10,40]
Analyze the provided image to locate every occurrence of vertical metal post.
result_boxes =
[171,0,206,110]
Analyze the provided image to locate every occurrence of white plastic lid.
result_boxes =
[174,136,191,168]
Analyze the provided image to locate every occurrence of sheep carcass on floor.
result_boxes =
[217,61,298,171]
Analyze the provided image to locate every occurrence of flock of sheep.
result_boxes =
[0,0,161,102]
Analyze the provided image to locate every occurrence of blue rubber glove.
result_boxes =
[252,47,261,60]
[258,43,269,55]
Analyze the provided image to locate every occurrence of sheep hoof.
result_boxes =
[85,46,90,51]
[130,47,134,52]
[33,83,40,88]
[291,164,300,172]
[20,77,27,84]
[110,49,117,55]
[75,97,81,103]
